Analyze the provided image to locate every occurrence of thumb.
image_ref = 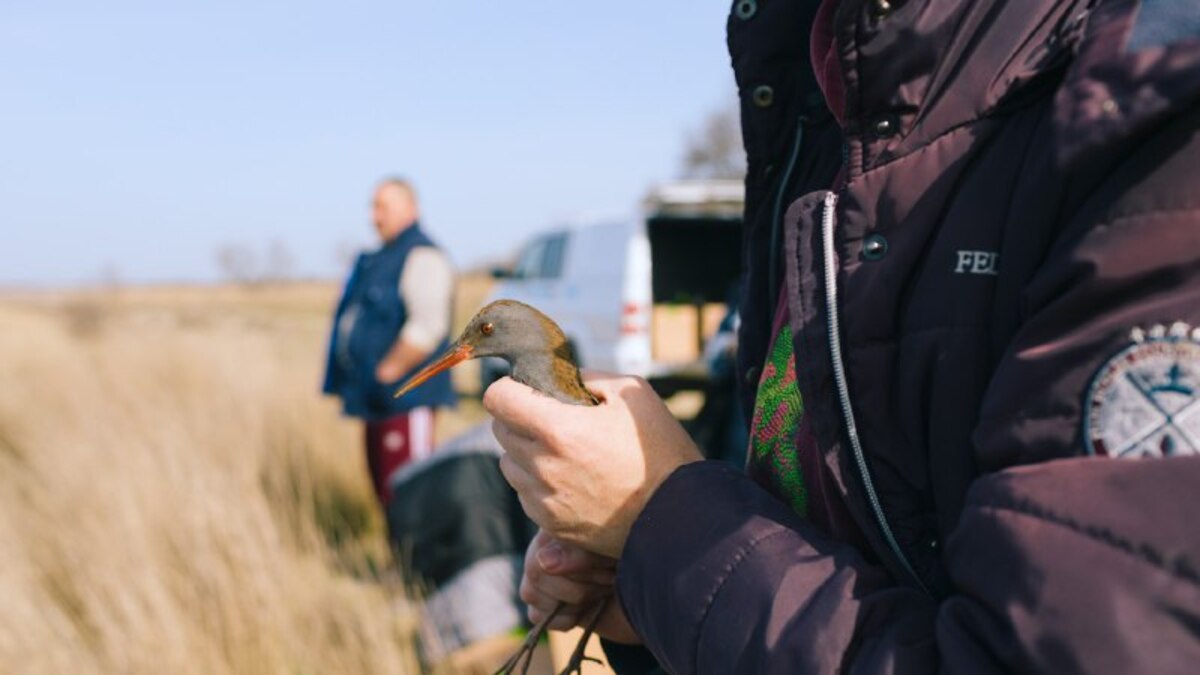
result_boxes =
[537,537,616,580]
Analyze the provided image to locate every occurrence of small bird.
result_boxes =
[394,299,599,406]
[395,299,606,675]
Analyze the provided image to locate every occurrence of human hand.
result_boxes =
[375,358,403,384]
[485,370,703,559]
[521,529,640,644]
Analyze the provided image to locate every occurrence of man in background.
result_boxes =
[323,177,457,506]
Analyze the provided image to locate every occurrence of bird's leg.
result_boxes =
[555,597,610,675]
[495,602,564,675]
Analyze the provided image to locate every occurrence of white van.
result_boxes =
[481,180,744,395]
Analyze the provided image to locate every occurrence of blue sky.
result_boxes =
[1,1,739,286]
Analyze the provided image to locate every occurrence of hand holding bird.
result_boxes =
[485,370,703,559]
[395,300,702,673]
[396,301,700,557]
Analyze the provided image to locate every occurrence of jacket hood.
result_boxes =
[1055,0,1200,166]
[832,0,1200,173]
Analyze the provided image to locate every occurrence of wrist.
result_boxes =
[609,458,703,559]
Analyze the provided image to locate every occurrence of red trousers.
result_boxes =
[364,407,435,505]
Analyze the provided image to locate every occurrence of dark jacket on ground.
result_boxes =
[386,423,535,661]
[322,224,456,419]
[615,1,1200,672]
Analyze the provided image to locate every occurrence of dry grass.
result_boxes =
[0,277,493,674]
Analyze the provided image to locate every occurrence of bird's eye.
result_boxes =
[481,322,494,336]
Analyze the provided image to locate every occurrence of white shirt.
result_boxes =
[398,246,456,350]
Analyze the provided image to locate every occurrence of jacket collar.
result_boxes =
[377,221,423,254]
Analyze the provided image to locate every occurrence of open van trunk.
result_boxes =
[647,214,742,368]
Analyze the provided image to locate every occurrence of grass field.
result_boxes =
[0,277,493,674]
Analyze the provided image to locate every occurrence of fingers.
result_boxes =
[523,565,608,607]
[491,417,538,455]
[525,534,613,583]
[493,422,547,521]
[497,451,534,494]
[483,376,564,439]
[522,580,581,631]
[521,531,618,631]
[577,369,636,396]
[528,605,584,632]
[484,372,628,437]
[486,368,681,558]
[532,537,616,583]
[521,559,611,632]
[522,579,613,632]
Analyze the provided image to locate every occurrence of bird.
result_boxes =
[394,299,607,675]
[394,299,598,406]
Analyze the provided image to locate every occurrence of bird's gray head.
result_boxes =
[457,300,574,365]
[393,299,595,405]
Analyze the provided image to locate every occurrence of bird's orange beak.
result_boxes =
[393,343,474,399]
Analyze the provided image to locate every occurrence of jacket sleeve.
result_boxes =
[616,109,1200,675]
[616,461,939,674]
[616,457,1200,674]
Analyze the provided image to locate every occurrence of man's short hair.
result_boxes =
[379,176,418,203]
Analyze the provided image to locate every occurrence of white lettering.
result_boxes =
[971,251,991,274]
[955,250,974,274]
[955,250,999,275]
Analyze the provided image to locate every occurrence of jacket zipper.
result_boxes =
[767,116,806,311]
[821,191,928,593]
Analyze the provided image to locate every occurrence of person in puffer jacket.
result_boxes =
[485,1,1200,672]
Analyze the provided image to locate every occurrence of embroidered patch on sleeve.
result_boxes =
[1085,323,1200,458]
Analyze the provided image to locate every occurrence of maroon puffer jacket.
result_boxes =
[615,0,1200,672]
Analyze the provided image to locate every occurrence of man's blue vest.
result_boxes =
[322,224,457,419]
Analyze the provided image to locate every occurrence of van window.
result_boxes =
[542,234,567,279]
[515,239,548,279]
[514,233,567,280]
